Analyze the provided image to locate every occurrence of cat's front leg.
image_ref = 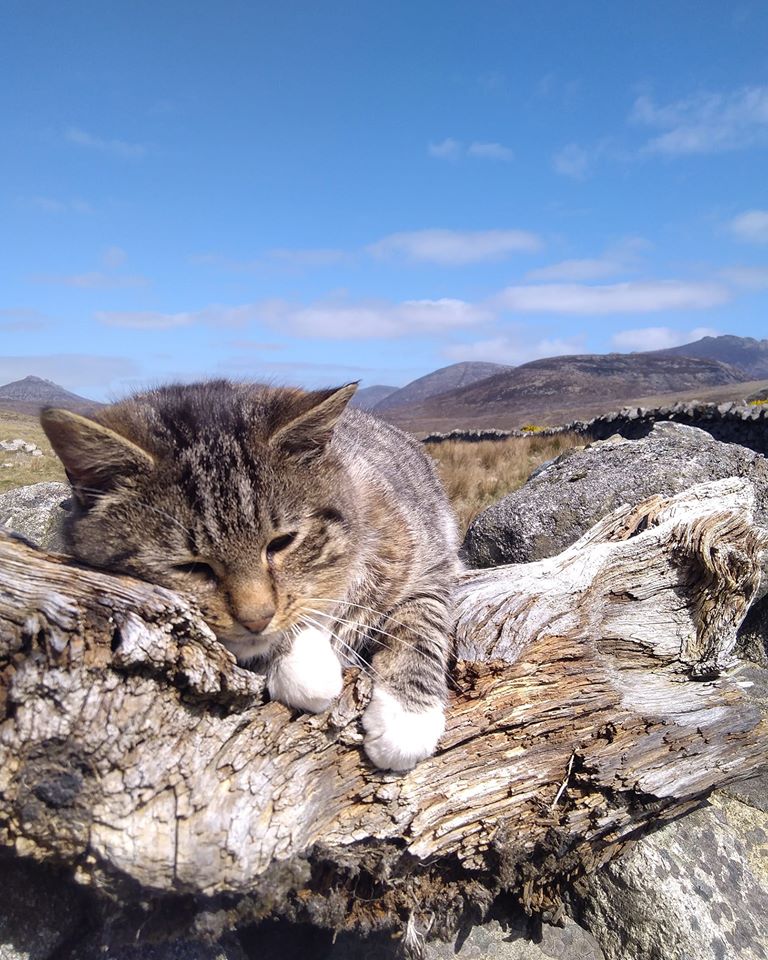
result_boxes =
[267,625,343,714]
[361,596,450,771]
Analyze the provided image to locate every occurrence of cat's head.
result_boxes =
[41,381,360,661]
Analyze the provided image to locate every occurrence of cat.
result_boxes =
[41,380,460,770]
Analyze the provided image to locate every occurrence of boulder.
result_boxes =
[461,422,768,664]
[0,481,69,553]
[462,422,768,570]
[570,793,768,960]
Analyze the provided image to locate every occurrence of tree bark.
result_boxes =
[0,478,766,941]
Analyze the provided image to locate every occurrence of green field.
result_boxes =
[0,410,66,494]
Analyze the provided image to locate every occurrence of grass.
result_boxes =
[0,408,581,533]
[428,432,582,534]
[0,410,66,495]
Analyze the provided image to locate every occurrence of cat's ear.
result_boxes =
[40,408,155,498]
[269,383,358,456]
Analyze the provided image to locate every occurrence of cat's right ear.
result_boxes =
[268,383,358,457]
[40,408,155,500]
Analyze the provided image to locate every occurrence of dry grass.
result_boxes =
[428,432,582,534]
[0,410,66,495]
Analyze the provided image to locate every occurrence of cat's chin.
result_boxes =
[217,630,281,662]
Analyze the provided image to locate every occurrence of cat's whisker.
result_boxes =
[300,613,386,685]
[306,606,460,693]
[307,595,455,650]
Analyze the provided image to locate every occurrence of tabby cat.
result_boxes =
[41,381,459,770]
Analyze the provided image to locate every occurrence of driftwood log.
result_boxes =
[0,478,767,941]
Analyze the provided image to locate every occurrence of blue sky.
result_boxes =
[2,0,768,400]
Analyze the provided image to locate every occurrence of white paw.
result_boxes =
[268,626,343,713]
[362,686,445,771]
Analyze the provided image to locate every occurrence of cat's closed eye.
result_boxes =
[266,532,297,556]
[171,561,218,582]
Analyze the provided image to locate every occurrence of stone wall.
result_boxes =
[423,401,768,456]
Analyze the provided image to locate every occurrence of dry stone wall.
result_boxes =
[423,401,768,456]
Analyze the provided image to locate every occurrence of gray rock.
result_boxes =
[0,481,70,553]
[463,421,768,570]
[422,917,605,959]
[572,793,768,960]
[315,917,604,959]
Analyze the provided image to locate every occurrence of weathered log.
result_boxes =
[0,478,766,942]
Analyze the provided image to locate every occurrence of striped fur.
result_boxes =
[41,381,460,769]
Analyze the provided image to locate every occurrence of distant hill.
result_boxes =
[381,353,745,433]
[652,335,768,380]
[349,385,398,410]
[374,361,510,412]
[0,376,100,415]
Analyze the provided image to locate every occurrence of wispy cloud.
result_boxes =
[428,137,462,159]
[20,195,93,214]
[0,308,50,332]
[631,86,768,155]
[102,246,128,268]
[611,326,720,351]
[727,209,768,243]
[466,141,514,160]
[442,334,586,365]
[719,265,768,290]
[259,296,494,339]
[369,228,541,265]
[494,281,729,314]
[66,126,147,159]
[190,248,350,272]
[31,272,149,290]
[428,138,514,161]
[98,294,492,339]
[526,239,647,281]
[552,142,590,179]
[97,303,258,330]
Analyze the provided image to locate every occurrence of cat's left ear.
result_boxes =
[40,408,155,501]
[269,383,358,456]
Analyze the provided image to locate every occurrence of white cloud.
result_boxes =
[31,272,149,290]
[97,303,258,330]
[611,326,720,351]
[466,141,514,161]
[442,335,586,365]
[0,308,49,332]
[259,296,493,339]
[102,246,127,268]
[428,138,514,161]
[21,195,93,214]
[189,248,349,272]
[428,138,462,159]
[494,281,729,314]
[552,143,589,179]
[728,209,768,243]
[631,86,768,155]
[369,228,541,265]
[97,311,193,330]
[0,354,140,391]
[66,126,147,159]
[720,265,768,290]
[526,238,648,282]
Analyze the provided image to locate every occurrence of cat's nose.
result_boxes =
[241,610,275,634]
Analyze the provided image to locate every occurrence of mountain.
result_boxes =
[380,353,746,433]
[374,362,511,412]
[0,376,100,415]
[652,335,768,380]
[348,385,398,410]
